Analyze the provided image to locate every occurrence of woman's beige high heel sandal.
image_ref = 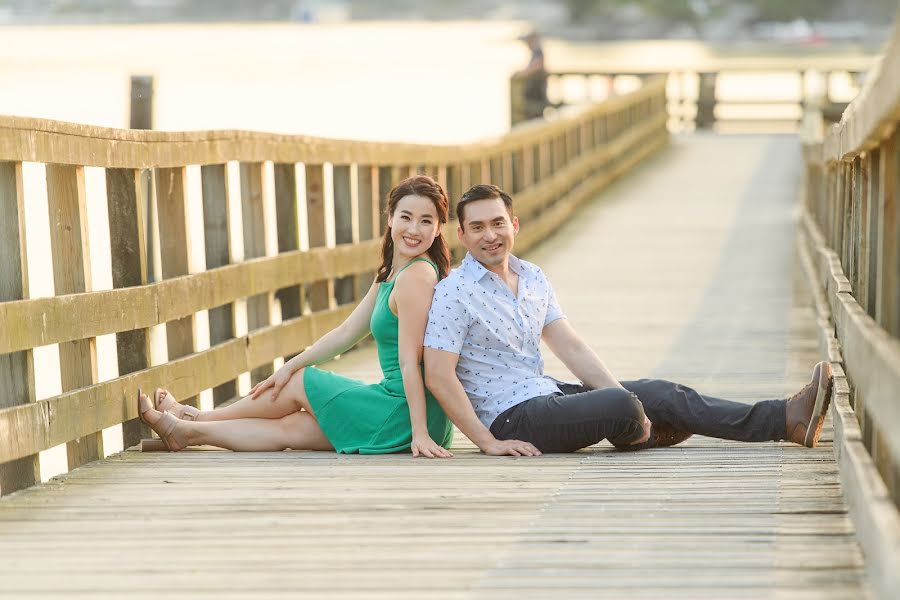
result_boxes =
[154,388,201,421]
[137,389,186,452]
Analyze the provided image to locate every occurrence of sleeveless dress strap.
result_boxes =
[396,257,440,280]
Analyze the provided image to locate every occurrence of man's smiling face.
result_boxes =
[457,197,519,269]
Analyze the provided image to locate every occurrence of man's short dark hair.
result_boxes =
[456,184,513,228]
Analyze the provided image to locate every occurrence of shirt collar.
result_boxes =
[461,252,526,281]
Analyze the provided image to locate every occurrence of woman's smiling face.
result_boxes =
[388,194,439,259]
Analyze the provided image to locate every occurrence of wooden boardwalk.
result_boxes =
[0,134,869,599]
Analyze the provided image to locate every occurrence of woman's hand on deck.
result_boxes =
[250,366,293,402]
[411,434,453,458]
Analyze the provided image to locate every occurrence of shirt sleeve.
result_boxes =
[424,283,471,354]
[543,275,565,327]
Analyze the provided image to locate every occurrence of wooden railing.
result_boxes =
[0,77,669,495]
[512,56,873,130]
[798,22,900,600]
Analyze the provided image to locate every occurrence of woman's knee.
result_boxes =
[277,411,308,449]
[278,411,330,451]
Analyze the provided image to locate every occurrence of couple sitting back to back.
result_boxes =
[138,176,834,457]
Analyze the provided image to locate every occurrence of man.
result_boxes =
[423,184,833,457]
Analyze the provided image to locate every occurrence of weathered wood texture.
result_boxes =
[0,161,38,495]
[0,135,868,599]
[0,80,667,485]
[106,168,152,448]
[0,80,665,168]
[799,25,900,599]
[46,164,103,471]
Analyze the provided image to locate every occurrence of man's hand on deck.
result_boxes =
[482,439,542,457]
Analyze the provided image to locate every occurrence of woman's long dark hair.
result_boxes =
[375,175,451,283]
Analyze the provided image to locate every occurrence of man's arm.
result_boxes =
[424,348,540,457]
[542,318,624,391]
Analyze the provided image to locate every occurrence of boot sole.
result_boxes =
[804,362,834,448]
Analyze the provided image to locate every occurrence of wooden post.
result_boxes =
[865,148,881,319]
[106,168,152,446]
[597,115,608,144]
[539,141,551,181]
[446,164,462,216]
[0,161,39,494]
[306,164,335,311]
[511,150,524,194]
[378,166,393,232]
[155,167,198,406]
[854,156,868,302]
[581,121,593,155]
[333,164,355,305]
[129,75,154,130]
[522,145,535,190]
[696,72,717,130]
[554,135,565,174]
[240,162,277,384]
[490,156,502,188]
[130,75,156,285]
[356,165,379,295]
[46,164,102,470]
[875,129,899,336]
[501,153,514,194]
[200,164,238,406]
[273,163,303,326]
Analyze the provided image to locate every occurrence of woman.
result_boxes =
[137,175,454,458]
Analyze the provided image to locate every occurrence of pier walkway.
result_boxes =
[0,134,869,599]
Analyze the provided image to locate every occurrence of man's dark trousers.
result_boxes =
[489,379,788,453]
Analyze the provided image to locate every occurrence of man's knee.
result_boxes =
[602,387,645,424]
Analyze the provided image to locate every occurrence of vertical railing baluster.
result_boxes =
[305,164,335,312]
[46,164,102,469]
[875,129,899,336]
[155,166,198,407]
[0,161,39,494]
[356,165,379,295]
[239,162,278,384]
[106,167,152,444]
[333,164,355,305]
[201,163,239,405]
[865,149,881,319]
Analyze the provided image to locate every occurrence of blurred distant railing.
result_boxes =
[0,77,669,495]
[512,56,872,131]
[798,22,900,600]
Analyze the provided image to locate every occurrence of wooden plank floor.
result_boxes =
[0,133,869,599]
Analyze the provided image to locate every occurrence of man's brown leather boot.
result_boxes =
[785,361,834,448]
[618,423,693,451]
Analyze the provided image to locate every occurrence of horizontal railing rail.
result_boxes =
[0,77,669,495]
[798,18,900,600]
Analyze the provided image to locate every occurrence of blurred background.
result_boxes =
[0,0,893,142]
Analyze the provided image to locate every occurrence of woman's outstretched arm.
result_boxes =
[394,262,452,458]
[250,281,379,400]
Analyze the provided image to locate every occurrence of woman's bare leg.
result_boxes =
[159,368,313,422]
[141,400,332,452]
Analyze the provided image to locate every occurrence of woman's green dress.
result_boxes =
[303,258,453,454]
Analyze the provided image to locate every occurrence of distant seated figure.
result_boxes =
[515,30,549,120]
